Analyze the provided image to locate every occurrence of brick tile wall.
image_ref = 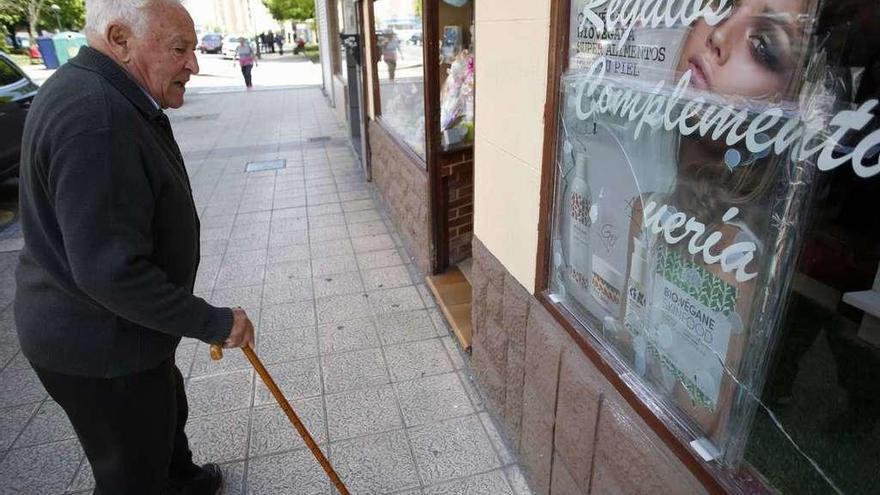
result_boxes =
[440,151,474,265]
[470,237,708,495]
[368,121,432,274]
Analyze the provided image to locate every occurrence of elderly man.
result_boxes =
[15,0,255,493]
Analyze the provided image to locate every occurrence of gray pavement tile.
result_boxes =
[272,188,306,201]
[311,255,359,277]
[0,342,16,371]
[375,310,438,346]
[338,190,372,202]
[395,373,474,428]
[307,193,341,206]
[200,239,229,256]
[0,403,39,451]
[249,398,325,457]
[308,213,346,228]
[256,327,319,364]
[203,204,239,218]
[315,293,373,324]
[203,225,235,241]
[261,279,314,306]
[321,348,389,394]
[215,264,266,289]
[329,430,420,494]
[384,339,454,383]
[506,465,534,495]
[267,243,312,264]
[230,222,270,241]
[0,367,47,409]
[362,265,413,291]
[264,260,312,284]
[246,448,331,495]
[417,284,438,309]
[270,216,309,234]
[222,249,268,267]
[423,470,514,495]
[430,309,452,337]
[341,199,375,213]
[254,358,322,405]
[239,200,275,213]
[307,203,343,217]
[67,458,95,493]
[186,370,253,418]
[441,336,467,370]
[347,221,388,238]
[186,409,250,464]
[175,343,198,379]
[309,225,349,243]
[268,229,310,248]
[0,439,82,495]
[190,343,252,377]
[226,235,271,254]
[3,351,30,372]
[479,413,515,466]
[307,185,338,196]
[458,371,484,412]
[351,234,396,253]
[408,415,501,487]
[344,209,382,225]
[13,400,76,448]
[260,301,317,332]
[201,214,236,229]
[356,249,406,271]
[235,211,273,225]
[369,286,425,315]
[309,240,355,259]
[336,182,368,193]
[219,461,246,495]
[325,386,403,442]
[317,318,380,355]
[312,271,364,299]
[271,206,307,220]
[211,285,263,309]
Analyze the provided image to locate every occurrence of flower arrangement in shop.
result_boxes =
[440,50,475,147]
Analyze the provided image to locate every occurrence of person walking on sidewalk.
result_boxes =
[14,1,256,494]
[235,36,256,89]
[276,32,285,56]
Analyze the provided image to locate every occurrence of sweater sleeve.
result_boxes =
[48,127,233,344]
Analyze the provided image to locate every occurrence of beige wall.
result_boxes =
[473,1,550,292]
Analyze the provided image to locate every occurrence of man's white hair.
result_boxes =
[84,0,181,38]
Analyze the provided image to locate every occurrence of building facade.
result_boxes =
[315,1,880,493]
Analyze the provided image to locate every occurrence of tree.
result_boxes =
[263,0,314,22]
[0,0,83,44]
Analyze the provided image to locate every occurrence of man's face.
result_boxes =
[128,2,199,109]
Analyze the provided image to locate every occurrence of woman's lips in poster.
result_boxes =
[686,56,712,90]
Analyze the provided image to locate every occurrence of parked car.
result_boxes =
[222,35,247,59]
[408,31,423,45]
[199,33,223,54]
[0,53,38,182]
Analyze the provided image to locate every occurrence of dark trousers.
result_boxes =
[33,359,205,495]
[241,64,253,88]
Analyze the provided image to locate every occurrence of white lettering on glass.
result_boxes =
[572,57,880,178]
[579,0,733,50]
[643,202,758,283]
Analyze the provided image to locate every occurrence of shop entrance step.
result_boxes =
[426,266,473,352]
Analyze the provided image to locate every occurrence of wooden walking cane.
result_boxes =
[210,344,350,495]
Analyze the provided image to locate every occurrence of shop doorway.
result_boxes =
[339,0,370,177]
[424,0,476,353]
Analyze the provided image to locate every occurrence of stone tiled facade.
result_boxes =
[471,237,709,495]
[368,121,432,274]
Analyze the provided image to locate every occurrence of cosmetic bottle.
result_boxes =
[561,150,594,308]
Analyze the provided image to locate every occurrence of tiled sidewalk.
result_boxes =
[0,87,533,494]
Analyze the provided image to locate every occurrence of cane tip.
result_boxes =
[210,345,224,361]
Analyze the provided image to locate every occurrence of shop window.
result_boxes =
[373,0,427,159]
[438,1,475,150]
[546,0,879,492]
